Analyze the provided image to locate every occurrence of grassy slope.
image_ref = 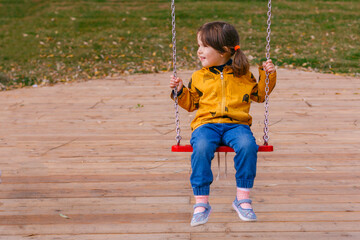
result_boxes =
[0,0,359,88]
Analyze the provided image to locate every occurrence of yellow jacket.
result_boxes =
[173,65,276,131]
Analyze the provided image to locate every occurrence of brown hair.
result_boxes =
[197,21,249,77]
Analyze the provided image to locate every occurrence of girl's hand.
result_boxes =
[170,75,183,92]
[262,59,276,74]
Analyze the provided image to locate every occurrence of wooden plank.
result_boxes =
[1,194,359,217]
[191,232,360,240]
[0,222,359,235]
[1,202,359,216]
[2,171,360,183]
[2,163,360,176]
[0,184,359,199]
[0,234,191,240]
[0,211,359,225]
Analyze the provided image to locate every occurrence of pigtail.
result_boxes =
[232,48,249,77]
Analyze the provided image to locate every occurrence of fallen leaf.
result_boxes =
[59,213,70,219]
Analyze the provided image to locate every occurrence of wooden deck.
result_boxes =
[0,68,359,239]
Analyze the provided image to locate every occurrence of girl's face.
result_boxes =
[197,34,228,68]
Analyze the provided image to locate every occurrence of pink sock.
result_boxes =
[194,195,209,214]
[237,188,252,209]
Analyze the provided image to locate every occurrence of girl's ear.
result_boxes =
[220,47,232,58]
[222,46,231,53]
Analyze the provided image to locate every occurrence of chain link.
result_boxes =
[171,0,182,145]
[263,0,272,145]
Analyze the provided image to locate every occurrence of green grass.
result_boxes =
[0,0,359,89]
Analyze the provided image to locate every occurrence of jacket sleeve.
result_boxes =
[250,67,276,103]
[170,77,200,112]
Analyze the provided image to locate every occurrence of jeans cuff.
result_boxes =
[193,185,210,195]
[236,179,254,188]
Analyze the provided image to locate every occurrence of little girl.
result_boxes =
[170,21,276,227]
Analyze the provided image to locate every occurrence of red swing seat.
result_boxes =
[171,144,273,152]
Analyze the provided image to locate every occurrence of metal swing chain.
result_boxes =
[171,0,182,145]
[171,0,270,146]
[263,0,272,145]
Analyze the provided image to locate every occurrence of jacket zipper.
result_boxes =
[220,71,226,118]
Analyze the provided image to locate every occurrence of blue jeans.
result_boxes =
[190,123,259,195]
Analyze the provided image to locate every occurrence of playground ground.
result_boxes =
[0,67,359,239]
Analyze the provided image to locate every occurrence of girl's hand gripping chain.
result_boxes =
[262,59,276,74]
[170,75,184,92]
